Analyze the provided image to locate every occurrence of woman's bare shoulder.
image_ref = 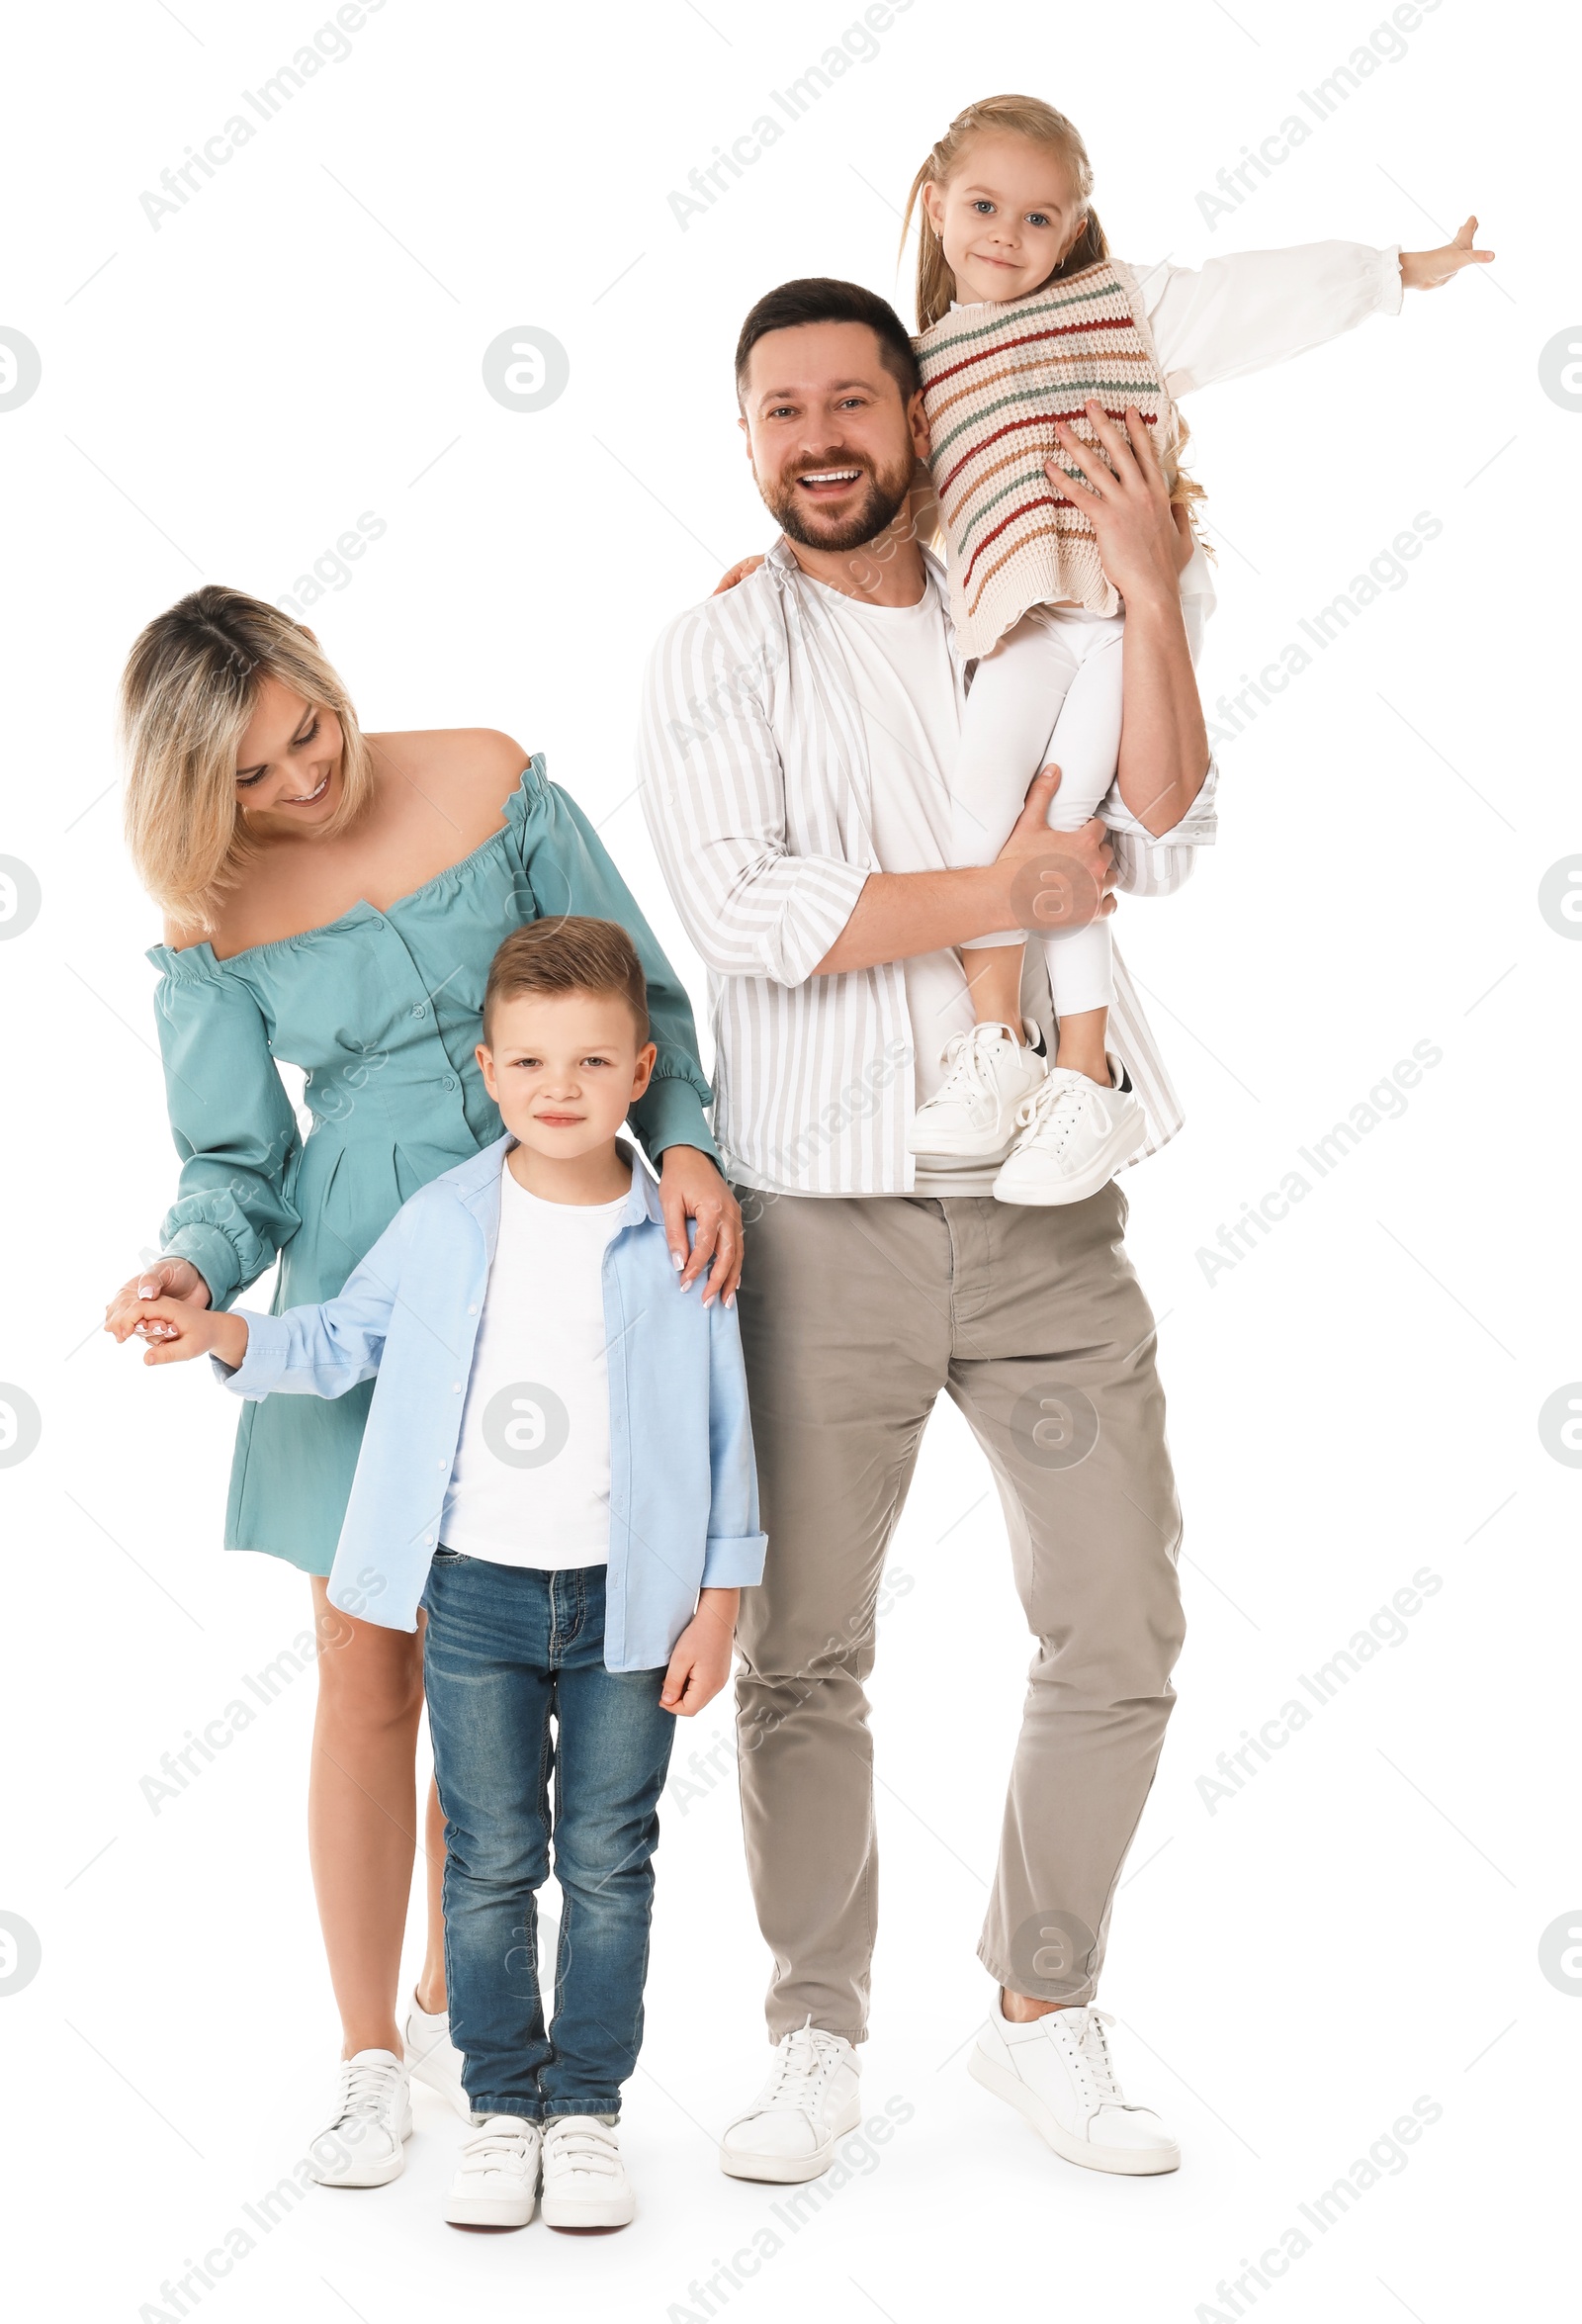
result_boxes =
[367,727,533,804]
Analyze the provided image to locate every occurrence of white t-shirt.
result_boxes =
[804,571,1000,1193]
[441,1162,629,1569]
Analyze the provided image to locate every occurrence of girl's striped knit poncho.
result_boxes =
[916,258,1181,659]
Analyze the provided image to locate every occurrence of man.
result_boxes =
[639,278,1214,2184]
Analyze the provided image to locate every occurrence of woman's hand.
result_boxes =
[106,1296,247,1369]
[712,556,765,595]
[659,1588,739,1716]
[1400,218,1493,292]
[105,1256,212,1344]
[659,1145,743,1307]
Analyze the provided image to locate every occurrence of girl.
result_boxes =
[103,588,740,2182]
[899,92,1489,1202]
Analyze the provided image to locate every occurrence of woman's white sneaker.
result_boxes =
[969,2000,1180,2175]
[308,2048,414,2187]
[445,2116,541,2229]
[404,1989,472,2119]
[719,2023,861,2183]
[540,2116,635,2231]
[993,1057,1145,1205]
[908,1022,1048,1159]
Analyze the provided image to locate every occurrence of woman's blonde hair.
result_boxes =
[120,585,374,932]
[901,92,1105,334]
[900,92,1209,543]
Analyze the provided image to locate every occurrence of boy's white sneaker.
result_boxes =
[719,2023,861,2183]
[308,2047,413,2187]
[404,1989,472,2119]
[993,1057,1145,1205]
[908,1022,1048,1160]
[968,2000,1180,2175]
[445,2115,541,2229]
[539,2116,635,2231]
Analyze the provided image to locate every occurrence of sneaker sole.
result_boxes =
[311,2102,414,2189]
[719,2093,862,2184]
[541,2196,636,2232]
[992,1117,1147,1207]
[446,2195,536,2229]
[968,2048,1180,2176]
[907,1128,1019,1161]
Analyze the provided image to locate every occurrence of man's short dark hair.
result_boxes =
[734,278,920,402]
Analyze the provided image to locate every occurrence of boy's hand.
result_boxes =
[107,1297,248,1370]
[659,1587,740,1717]
[1400,218,1493,292]
[712,555,765,595]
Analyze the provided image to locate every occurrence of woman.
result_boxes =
[104,586,740,2182]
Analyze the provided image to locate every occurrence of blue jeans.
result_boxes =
[421,1552,676,2120]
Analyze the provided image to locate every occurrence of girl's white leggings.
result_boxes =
[951,604,1126,1018]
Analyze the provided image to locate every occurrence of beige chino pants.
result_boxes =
[733,1184,1185,2043]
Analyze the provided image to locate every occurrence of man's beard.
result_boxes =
[761,450,916,554]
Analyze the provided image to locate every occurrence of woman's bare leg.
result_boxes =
[415,1774,448,2015]
[308,1577,428,2058]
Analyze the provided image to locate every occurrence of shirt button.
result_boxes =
[437,1459,448,1472]
[443,1075,457,1091]
[451,1382,462,1393]
[412,1003,427,1018]
[424,1534,434,1546]
[467,1303,479,1315]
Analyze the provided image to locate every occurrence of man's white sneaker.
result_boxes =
[445,2115,541,2229]
[719,2023,861,2183]
[969,2000,1180,2175]
[908,1022,1048,1160]
[404,1989,472,2119]
[308,2048,414,2188]
[539,2116,635,2231]
[993,1057,1146,1206]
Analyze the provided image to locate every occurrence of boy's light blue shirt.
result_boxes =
[220,1135,766,1668]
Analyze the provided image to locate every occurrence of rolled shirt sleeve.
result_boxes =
[1101,757,1220,898]
[640,598,870,988]
[147,945,302,1311]
[1135,241,1403,398]
[700,1279,767,1590]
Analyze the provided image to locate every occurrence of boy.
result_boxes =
[119,916,766,2231]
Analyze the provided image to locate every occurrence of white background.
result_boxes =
[1,2,1577,2319]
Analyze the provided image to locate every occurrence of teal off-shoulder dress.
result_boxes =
[148,757,718,1575]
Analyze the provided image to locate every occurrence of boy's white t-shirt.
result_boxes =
[440,1161,628,1569]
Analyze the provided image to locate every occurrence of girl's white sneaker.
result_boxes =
[907,1022,1049,1160]
[993,1058,1145,1205]
[308,2047,414,2187]
[404,1989,473,2119]
[445,2116,541,2229]
[540,2115,635,2231]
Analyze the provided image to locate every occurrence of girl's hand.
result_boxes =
[659,1145,743,1307]
[105,1256,211,1344]
[107,1296,248,1370]
[1400,218,1493,292]
[712,555,765,595]
[659,1588,739,1717]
